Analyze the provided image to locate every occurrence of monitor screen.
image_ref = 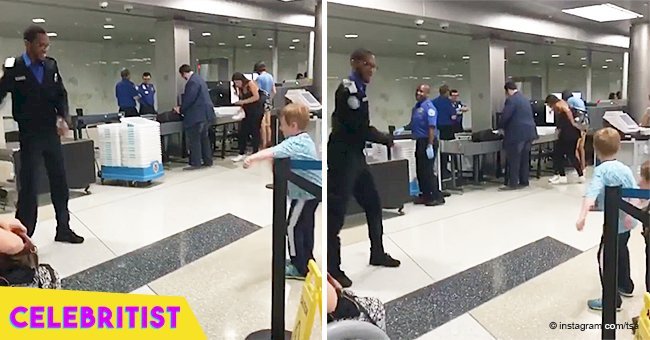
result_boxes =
[551,92,562,100]
[207,81,232,106]
[621,114,636,126]
[545,105,554,124]
[572,92,582,99]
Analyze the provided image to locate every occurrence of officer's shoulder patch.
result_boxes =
[428,108,436,117]
[4,57,15,68]
[342,79,358,94]
[347,96,360,110]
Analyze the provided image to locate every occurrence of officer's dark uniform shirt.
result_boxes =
[410,98,438,139]
[138,83,155,107]
[452,100,463,126]
[116,79,139,109]
[0,54,68,131]
[432,95,456,127]
[329,72,391,150]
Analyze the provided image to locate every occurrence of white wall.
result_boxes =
[328,52,623,131]
[191,46,308,83]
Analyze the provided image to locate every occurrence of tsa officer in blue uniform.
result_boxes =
[411,84,445,206]
[450,89,468,134]
[0,25,83,243]
[138,72,156,115]
[115,68,140,117]
[328,48,400,288]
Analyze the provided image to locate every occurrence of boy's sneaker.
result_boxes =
[549,175,568,185]
[587,298,622,311]
[618,288,634,298]
[285,263,306,280]
[232,155,245,162]
[577,176,586,184]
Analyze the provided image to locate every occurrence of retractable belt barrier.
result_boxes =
[602,187,650,340]
[247,158,322,340]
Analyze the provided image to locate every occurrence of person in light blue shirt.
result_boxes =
[254,61,276,149]
[244,103,320,280]
[576,127,638,311]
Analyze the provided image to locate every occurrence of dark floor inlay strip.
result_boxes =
[385,237,581,340]
[63,214,261,293]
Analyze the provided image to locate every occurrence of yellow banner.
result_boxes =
[0,287,206,339]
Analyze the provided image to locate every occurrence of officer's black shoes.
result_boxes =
[369,253,401,267]
[425,199,445,207]
[413,196,429,205]
[331,271,352,288]
[442,191,452,198]
[265,184,274,190]
[498,185,520,192]
[55,230,85,244]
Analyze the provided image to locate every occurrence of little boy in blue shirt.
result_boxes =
[576,127,639,311]
[244,103,321,280]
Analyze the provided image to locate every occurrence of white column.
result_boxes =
[154,20,190,110]
[272,30,279,80]
[628,22,650,119]
[308,30,315,79]
[622,52,629,100]
[586,50,593,102]
[469,38,505,131]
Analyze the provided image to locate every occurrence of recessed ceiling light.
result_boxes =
[202,32,211,37]
[189,40,195,45]
[148,38,155,43]
[531,60,540,64]
[551,54,560,58]
[562,3,643,22]
[103,35,112,40]
[269,45,273,49]
[344,34,358,39]
[416,52,425,56]
[605,58,613,62]
[238,35,246,39]
[516,50,526,55]
[267,37,273,41]
[218,42,226,46]
[582,64,587,67]
[558,62,565,66]
[32,18,45,23]
[462,55,470,60]
[422,76,431,80]
[292,39,300,43]
[415,19,425,25]
[289,45,296,50]
[103,24,115,29]
[245,43,252,47]
[602,65,608,69]
[417,41,429,46]
[279,0,296,2]
[581,57,587,60]
[46,32,57,37]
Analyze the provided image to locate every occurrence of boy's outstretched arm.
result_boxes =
[576,198,597,231]
[243,148,275,168]
[576,171,603,231]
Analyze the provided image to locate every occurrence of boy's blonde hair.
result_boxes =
[281,103,310,130]
[593,127,621,158]
[641,160,650,182]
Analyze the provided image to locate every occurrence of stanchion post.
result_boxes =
[272,157,290,339]
[602,185,620,340]
[387,126,395,161]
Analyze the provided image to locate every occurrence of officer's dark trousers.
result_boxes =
[185,122,213,167]
[327,143,385,274]
[120,107,139,117]
[504,140,532,187]
[16,130,70,237]
[139,103,156,115]
[415,138,442,201]
[287,199,319,276]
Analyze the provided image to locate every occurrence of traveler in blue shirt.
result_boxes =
[432,85,457,178]
[254,62,276,149]
[410,84,445,206]
[115,69,140,117]
[138,72,156,115]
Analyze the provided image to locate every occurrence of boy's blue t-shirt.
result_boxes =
[585,160,639,233]
[272,132,321,200]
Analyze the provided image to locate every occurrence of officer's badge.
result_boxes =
[428,109,436,117]
[342,79,358,94]
[417,108,424,113]
[347,96,360,110]
[54,73,58,83]
[4,57,15,68]
[144,91,149,95]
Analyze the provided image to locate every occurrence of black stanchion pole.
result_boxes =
[247,157,291,340]
[602,186,620,340]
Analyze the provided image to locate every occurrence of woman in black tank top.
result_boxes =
[232,72,265,162]
[545,95,584,184]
